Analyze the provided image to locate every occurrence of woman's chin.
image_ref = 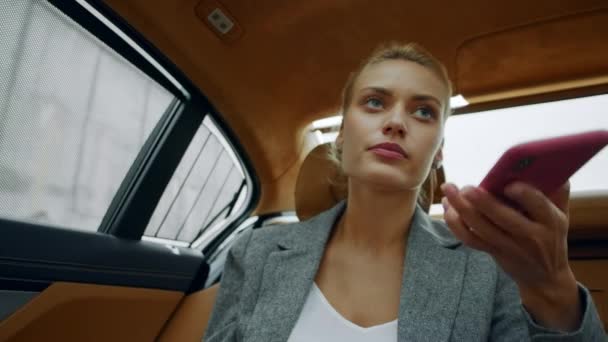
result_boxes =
[351,170,417,192]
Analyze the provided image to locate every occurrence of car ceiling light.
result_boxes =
[207,8,234,34]
[450,94,469,109]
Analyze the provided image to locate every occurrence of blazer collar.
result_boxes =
[277,201,462,251]
[245,201,467,342]
[275,201,345,251]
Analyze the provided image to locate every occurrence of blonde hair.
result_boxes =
[342,42,452,119]
[329,42,452,207]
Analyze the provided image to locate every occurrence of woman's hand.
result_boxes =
[441,181,582,332]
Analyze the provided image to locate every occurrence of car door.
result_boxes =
[0,1,257,341]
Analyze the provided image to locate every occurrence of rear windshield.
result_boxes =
[443,94,608,194]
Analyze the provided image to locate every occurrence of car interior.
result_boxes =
[0,0,606,341]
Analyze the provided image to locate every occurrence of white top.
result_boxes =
[287,283,398,342]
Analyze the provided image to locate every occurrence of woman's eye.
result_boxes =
[413,106,436,119]
[365,98,383,110]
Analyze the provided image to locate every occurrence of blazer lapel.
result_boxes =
[244,203,346,342]
[398,207,468,342]
[244,202,467,342]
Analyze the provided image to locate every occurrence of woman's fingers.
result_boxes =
[441,184,519,256]
[461,185,540,238]
[442,197,491,253]
[442,181,576,325]
[504,182,566,225]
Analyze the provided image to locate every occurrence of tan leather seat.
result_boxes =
[157,284,218,342]
[294,143,348,220]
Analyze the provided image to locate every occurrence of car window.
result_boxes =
[310,94,608,218]
[143,116,249,246]
[423,94,608,216]
[442,94,608,193]
[0,1,174,231]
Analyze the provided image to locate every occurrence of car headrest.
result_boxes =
[295,143,444,221]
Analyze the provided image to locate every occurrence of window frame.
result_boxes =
[25,0,262,241]
[141,115,250,245]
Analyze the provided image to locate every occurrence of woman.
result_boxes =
[203,43,604,341]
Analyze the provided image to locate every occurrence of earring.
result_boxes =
[432,159,442,170]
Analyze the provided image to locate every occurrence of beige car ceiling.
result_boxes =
[104,0,608,213]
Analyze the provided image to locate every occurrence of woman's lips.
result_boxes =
[368,142,408,160]
[370,148,406,160]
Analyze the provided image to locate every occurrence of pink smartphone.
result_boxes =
[479,130,608,201]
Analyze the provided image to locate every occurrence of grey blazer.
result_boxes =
[204,202,605,341]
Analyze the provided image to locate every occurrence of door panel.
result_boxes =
[0,291,38,322]
[0,282,182,342]
[0,219,209,341]
[158,284,219,342]
[0,220,206,291]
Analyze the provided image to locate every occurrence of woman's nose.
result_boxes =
[382,112,407,138]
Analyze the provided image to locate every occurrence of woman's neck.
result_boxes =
[334,177,418,253]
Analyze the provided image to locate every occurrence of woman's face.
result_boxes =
[337,59,448,191]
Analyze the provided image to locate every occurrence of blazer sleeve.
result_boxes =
[490,266,606,341]
[202,229,254,342]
